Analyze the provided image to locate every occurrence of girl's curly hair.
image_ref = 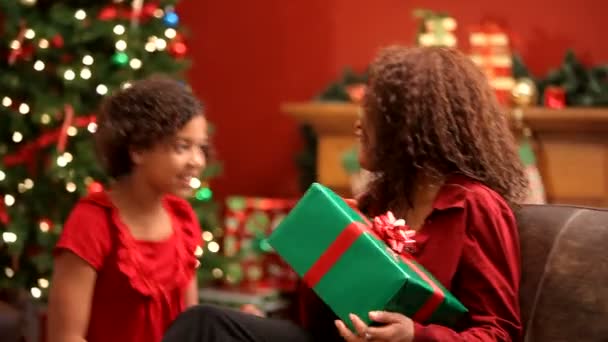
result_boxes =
[359,45,528,213]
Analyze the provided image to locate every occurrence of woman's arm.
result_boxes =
[47,251,97,342]
[184,276,199,308]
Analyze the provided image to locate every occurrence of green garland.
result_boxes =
[513,50,608,106]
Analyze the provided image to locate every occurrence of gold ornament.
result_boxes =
[511,78,538,108]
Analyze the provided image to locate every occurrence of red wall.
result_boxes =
[178,0,608,199]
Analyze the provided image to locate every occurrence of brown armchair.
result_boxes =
[517,204,608,341]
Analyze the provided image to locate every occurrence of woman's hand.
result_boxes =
[335,311,414,342]
[240,304,266,317]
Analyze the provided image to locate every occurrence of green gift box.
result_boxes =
[267,183,467,328]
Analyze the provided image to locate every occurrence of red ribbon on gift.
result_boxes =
[302,211,444,323]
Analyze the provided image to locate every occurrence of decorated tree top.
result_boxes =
[0,0,207,298]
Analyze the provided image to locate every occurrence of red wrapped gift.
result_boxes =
[468,23,515,105]
[544,86,566,108]
[222,196,298,291]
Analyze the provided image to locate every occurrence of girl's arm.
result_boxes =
[47,251,97,342]
[184,276,199,307]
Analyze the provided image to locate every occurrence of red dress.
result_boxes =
[299,175,522,341]
[54,191,203,342]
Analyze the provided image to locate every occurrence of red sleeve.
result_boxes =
[414,193,522,342]
[54,202,112,270]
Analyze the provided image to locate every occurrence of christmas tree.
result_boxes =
[0,0,223,300]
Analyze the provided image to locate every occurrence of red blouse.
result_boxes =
[54,191,202,342]
[299,175,522,341]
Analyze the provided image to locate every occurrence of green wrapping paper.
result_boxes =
[267,183,467,329]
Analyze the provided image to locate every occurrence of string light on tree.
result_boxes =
[164,28,177,39]
[66,182,77,193]
[208,241,220,253]
[30,287,42,299]
[212,268,223,279]
[168,41,187,58]
[80,68,92,80]
[18,103,30,114]
[74,9,87,20]
[145,36,157,52]
[10,40,21,50]
[12,132,23,143]
[202,231,213,242]
[87,122,98,133]
[24,178,34,190]
[112,52,129,66]
[115,40,127,51]
[64,69,76,81]
[96,84,108,95]
[40,113,51,124]
[2,232,17,243]
[82,55,94,65]
[24,29,36,40]
[4,194,15,207]
[113,25,126,35]
[195,245,204,257]
[155,38,167,51]
[129,58,142,70]
[33,60,45,71]
[4,268,14,278]
[20,0,37,6]
[2,97,12,107]
[67,126,78,137]
[163,11,179,27]
[122,82,132,89]
[0,170,6,181]
[38,278,49,289]
[195,187,213,201]
[39,220,51,233]
[189,177,201,189]
[38,39,49,49]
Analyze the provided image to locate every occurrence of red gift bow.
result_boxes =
[372,211,416,254]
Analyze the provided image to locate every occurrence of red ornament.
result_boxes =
[142,2,159,17]
[0,201,9,226]
[168,41,188,58]
[88,181,104,194]
[51,34,64,48]
[99,5,118,20]
[544,86,566,109]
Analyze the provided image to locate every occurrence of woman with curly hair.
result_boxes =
[48,77,208,342]
[163,46,528,342]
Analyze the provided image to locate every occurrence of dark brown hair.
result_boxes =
[95,76,203,178]
[360,45,528,213]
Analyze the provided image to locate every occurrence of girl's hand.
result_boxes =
[335,311,414,342]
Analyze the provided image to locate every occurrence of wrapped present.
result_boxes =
[199,286,293,319]
[468,23,515,105]
[413,9,458,48]
[222,196,299,291]
[268,183,468,329]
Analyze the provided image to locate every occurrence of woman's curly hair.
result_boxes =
[359,45,528,213]
[95,76,204,178]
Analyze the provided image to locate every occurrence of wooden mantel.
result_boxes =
[283,102,608,207]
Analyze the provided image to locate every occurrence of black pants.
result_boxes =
[162,304,340,342]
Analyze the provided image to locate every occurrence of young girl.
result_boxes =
[47,77,208,342]
[162,46,528,342]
